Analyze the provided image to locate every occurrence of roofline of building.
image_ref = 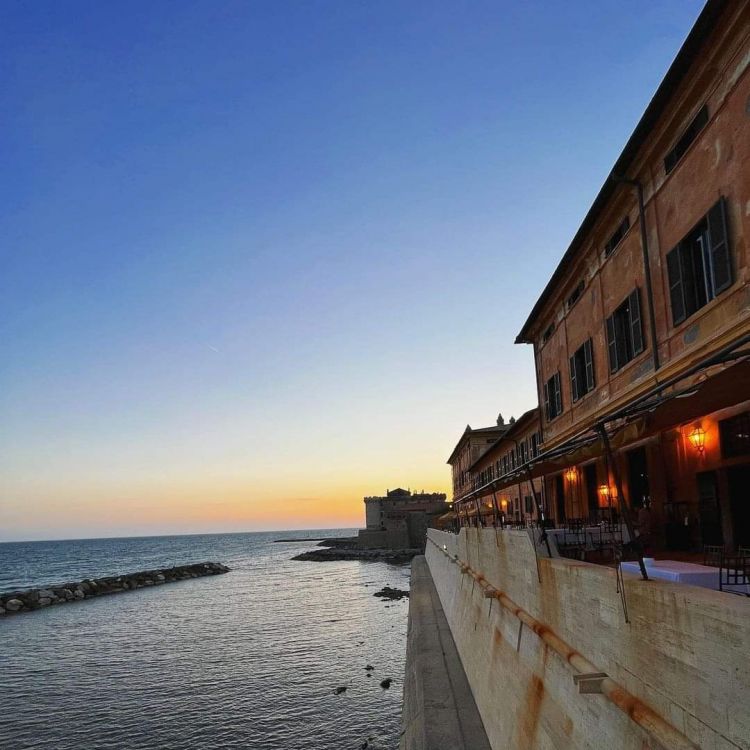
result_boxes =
[467,407,540,471]
[445,424,508,465]
[515,0,727,345]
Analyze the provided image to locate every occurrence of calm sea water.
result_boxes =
[0,530,410,749]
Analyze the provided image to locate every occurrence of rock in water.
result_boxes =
[373,586,409,601]
[380,678,392,689]
[334,686,347,695]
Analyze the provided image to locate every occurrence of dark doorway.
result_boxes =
[697,471,724,547]
[627,447,650,509]
[727,465,750,549]
[584,464,599,519]
[555,475,566,523]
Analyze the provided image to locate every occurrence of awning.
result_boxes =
[457,358,750,504]
[435,511,457,523]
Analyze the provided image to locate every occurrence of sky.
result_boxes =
[1,0,705,541]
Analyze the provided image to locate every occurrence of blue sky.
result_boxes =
[1,0,705,540]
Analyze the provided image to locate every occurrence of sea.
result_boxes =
[0,530,410,750]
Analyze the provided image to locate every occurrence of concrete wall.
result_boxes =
[426,527,750,750]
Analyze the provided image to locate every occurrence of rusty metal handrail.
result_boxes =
[426,536,698,750]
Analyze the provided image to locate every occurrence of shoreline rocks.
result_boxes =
[291,547,419,563]
[0,561,230,617]
[373,586,409,601]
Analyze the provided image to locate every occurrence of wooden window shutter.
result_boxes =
[708,197,732,294]
[543,381,550,421]
[584,338,595,392]
[629,289,644,355]
[666,244,687,325]
[570,354,579,402]
[606,314,618,373]
[554,372,562,415]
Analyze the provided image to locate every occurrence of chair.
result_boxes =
[719,554,750,596]
[558,519,586,559]
[703,544,724,567]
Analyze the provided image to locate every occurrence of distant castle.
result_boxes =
[357,488,448,550]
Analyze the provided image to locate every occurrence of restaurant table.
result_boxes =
[620,559,750,594]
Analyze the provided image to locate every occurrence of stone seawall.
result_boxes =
[425,528,750,750]
[0,562,230,616]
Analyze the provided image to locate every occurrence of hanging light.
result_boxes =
[598,484,610,498]
[565,467,578,483]
[688,426,706,454]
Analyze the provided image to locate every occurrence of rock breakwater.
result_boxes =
[0,561,230,617]
[292,546,419,563]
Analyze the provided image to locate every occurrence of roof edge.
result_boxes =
[515,0,727,345]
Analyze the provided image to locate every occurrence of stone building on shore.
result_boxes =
[357,488,448,550]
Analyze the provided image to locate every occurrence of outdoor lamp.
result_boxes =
[598,484,610,498]
[688,426,706,454]
[565,467,577,482]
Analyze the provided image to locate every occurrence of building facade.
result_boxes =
[451,1,750,556]
[462,410,545,525]
[446,419,509,501]
[509,0,750,551]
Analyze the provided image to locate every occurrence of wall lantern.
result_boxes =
[500,499,508,510]
[565,467,578,483]
[598,484,610,498]
[688,426,706,454]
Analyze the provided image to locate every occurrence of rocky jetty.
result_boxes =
[292,546,419,563]
[0,561,229,617]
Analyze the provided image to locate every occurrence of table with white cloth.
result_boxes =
[620,559,750,594]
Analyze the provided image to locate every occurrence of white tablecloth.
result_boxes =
[620,559,749,594]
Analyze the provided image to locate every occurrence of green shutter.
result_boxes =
[606,314,618,373]
[667,244,687,325]
[708,197,732,294]
[584,338,595,392]
[629,288,644,356]
[570,354,579,402]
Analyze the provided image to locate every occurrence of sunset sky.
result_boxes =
[1,0,704,541]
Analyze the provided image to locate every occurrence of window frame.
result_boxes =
[666,197,732,327]
[664,104,709,175]
[543,371,563,421]
[570,338,595,402]
[605,288,645,374]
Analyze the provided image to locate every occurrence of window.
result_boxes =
[544,372,563,420]
[605,289,644,373]
[570,338,595,401]
[531,432,541,457]
[664,105,708,174]
[542,323,555,344]
[604,216,630,257]
[720,412,750,459]
[524,496,533,514]
[566,280,584,310]
[666,198,731,326]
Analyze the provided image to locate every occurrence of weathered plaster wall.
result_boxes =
[426,528,750,750]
